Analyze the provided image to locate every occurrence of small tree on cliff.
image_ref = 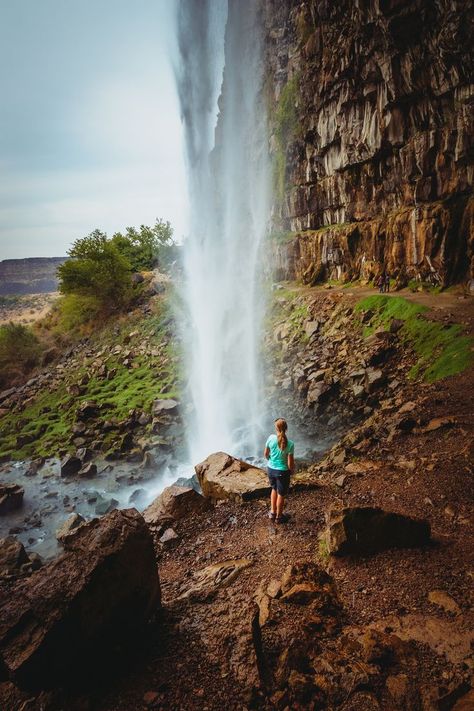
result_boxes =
[57,230,132,310]
[111,219,175,272]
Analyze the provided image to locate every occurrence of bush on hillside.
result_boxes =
[0,322,43,387]
[55,294,103,333]
[57,230,133,309]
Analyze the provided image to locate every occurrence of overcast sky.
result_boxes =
[0,0,187,260]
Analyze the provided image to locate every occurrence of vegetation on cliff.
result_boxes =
[356,295,473,382]
[272,74,300,203]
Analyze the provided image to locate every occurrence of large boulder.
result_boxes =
[60,454,82,478]
[326,507,431,556]
[0,484,24,515]
[195,452,270,502]
[0,508,160,690]
[143,484,212,529]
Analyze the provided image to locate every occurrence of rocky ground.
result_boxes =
[1,283,472,711]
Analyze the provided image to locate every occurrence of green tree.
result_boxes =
[57,230,132,309]
[111,219,175,271]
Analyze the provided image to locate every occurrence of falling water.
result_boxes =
[176,0,270,464]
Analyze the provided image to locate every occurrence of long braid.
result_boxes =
[275,418,288,451]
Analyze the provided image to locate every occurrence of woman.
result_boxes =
[264,418,294,524]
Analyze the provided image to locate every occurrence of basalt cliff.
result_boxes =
[263,0,474,287]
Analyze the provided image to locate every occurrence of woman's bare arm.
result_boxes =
[287,453,294,474]
[264,446,270,459]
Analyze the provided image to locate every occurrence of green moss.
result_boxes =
[355,295,473,382]
[273,75,300,203]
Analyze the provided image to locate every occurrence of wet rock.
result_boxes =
[141,451,155,469]
[79,462,97,477]
[94,496,119,516]
[144,485,211,529]
[128,488,147,506]
[0,536,29,576]
[0,509,160,689]
[195,452,269,502]
[56,513,85,544]
[60,454,82,478]
[0,484,24,515]
[326,507,431,556]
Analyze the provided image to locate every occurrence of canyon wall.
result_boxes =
[0,258,66,295]
[263,0,474,286]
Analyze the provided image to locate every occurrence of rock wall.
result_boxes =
[264,0,474,286]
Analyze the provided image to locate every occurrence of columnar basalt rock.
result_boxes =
[264,0,474,286]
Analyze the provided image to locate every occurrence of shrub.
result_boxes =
[57,230,133,309]
[0,322,43,387]
[55,294,103,333]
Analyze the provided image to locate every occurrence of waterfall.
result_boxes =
[176,0,270,464]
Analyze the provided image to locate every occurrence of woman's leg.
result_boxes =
[276,493,285,517]
[270,488,277,514]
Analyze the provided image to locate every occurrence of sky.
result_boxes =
[0,0,187,260]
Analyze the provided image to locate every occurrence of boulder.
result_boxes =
[79,462,97,477]
[60,454,82,478]
[76,400,100,420]
[326,507,431,556]
[143,484,212,528]
[56,513,85,544]
[152,399,179,415]
[364,368,385,393]
[195,452,270,502]
[0,484,24,515]
[94,496,119,515]
[0,509,160,689]
[0,536,29,576]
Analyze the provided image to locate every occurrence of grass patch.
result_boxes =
[355,295,473,381]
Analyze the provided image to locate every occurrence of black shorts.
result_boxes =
[268,467,291,496]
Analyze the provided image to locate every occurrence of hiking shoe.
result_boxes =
[268,511,276,521]
[275,513,290,524]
